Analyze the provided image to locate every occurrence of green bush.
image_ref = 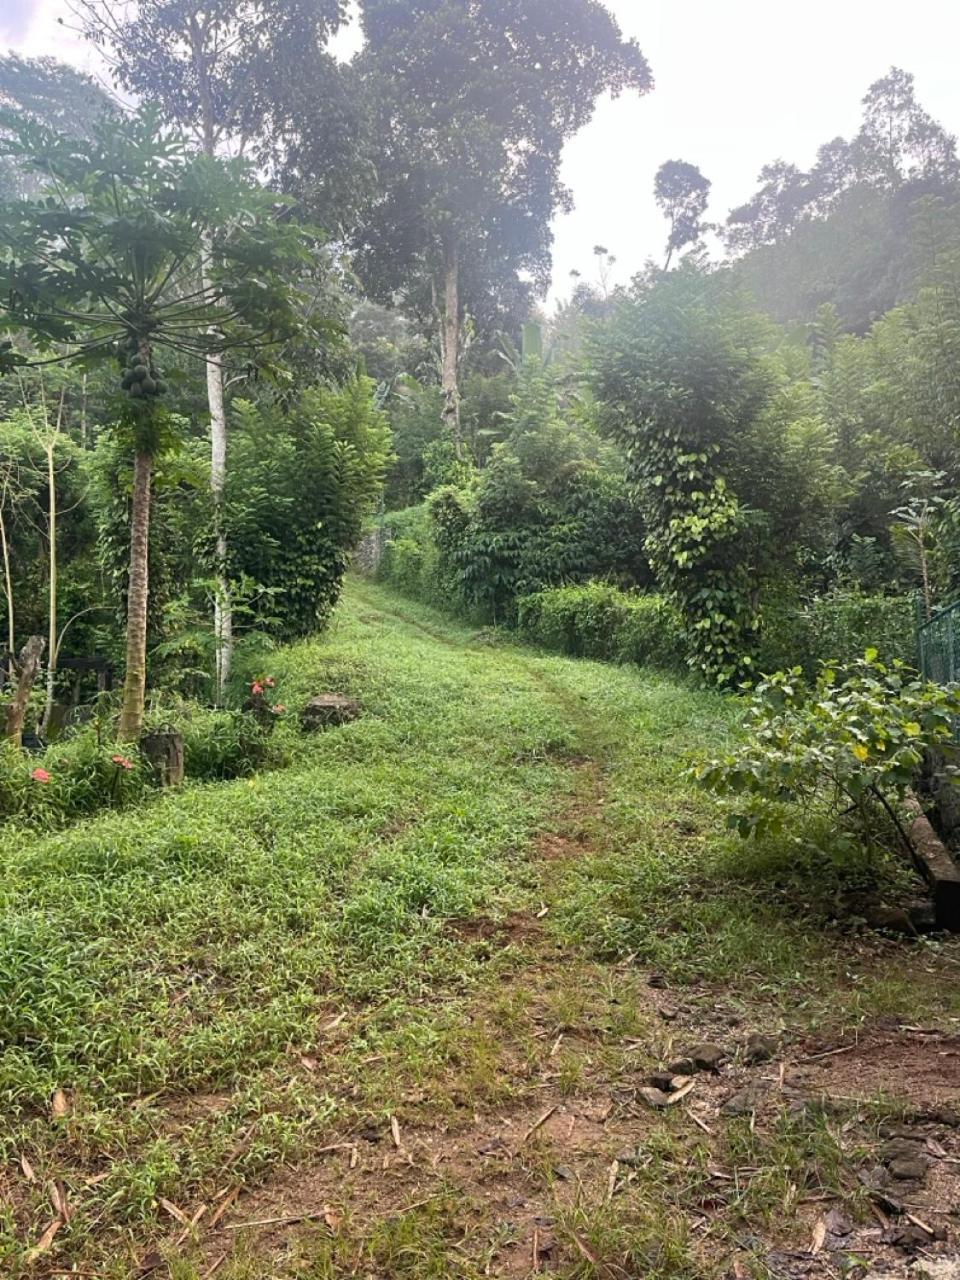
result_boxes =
[517,583,687,673]
[806,590,918,669]
[377,503,457,609]
[756,588,918,676]
[0,731,149,828]
[695,652,960,843]
[173,708,280,781]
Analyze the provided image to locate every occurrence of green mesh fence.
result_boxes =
[918,598,960,686]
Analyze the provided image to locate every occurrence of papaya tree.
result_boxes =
[0,107,315,739]
[74,0,353,701]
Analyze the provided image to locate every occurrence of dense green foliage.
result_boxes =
[697,653,960,842]
[225,382,391,638]
[516,582,686,671]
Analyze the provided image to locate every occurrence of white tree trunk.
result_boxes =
[440,234,463,460]
[206,346,232,700]
[40,442,56,738]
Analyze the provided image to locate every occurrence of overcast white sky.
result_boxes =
[3,0,960,300]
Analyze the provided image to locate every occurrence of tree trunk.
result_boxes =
[440,233,463,460]
[6,634,44,747]
[118,450,152,742]
[206,346,232,700]
[0,498,13,658]
[40,442,56,738]
[191,20,234,704]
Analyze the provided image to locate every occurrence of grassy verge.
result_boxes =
[1,579,958,1276]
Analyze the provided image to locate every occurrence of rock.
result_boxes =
[689,1043,727,1072]
[552,1164,575,1182]
[648,1071,675,1092]
[637,1087,672,1109]
[882,1222,930,1249]
[668,1057,695,1077]
[864,905,919,936]
[824,1208,853,1236]
[721,1084,766,1117]
[907,899,938,933]
[300,694,360,732]
[615,1146,645,1167]
[648,972,668,989]
[744,1033,777,1065]
[888,1156,928,1182]
[658,1006,679,1022]
[882,1137,926,1165]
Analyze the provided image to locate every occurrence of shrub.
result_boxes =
[377,504,456,608]
[0,731,149,828]
[695,652,960,843]
[755,588,918,676]
[517,583,687,673]
[173,708,279,781]
[806,590,918,669]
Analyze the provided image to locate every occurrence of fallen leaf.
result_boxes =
[136,1248,164,1277]
[299,1055,319,1071]
[810,1218,827,1255]
[20,1153,36,1182]
[323,1011,348,1032]
[50,1089,70,1119]
[159,1196,190,1225]
[25,1217,61,1262]
[666,1080,697,1106]
[323,1205,342,1232]
[49,1179,71,1221]
[390,1115,402,1148]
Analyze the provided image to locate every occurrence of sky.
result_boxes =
[3,0,960,301]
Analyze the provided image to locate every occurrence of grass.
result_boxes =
[1,577,958,1276]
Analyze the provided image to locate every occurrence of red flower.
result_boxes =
[112,755,134,771]
[251,681,264,696]
[31,768,51,784]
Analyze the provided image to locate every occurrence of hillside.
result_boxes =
[2,579,958,1276]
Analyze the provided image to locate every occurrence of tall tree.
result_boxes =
[75,0,349,700]
[853,67,959,188]
[352,0,652,457]
[0,108,314,738]
[653,160,711,268]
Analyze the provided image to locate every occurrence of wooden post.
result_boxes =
[140,730,185,787]
[5,635,45,747]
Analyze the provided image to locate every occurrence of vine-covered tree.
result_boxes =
[352,0,652,456]
[0,109,314,738]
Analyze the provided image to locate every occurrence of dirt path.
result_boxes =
[11,585,960,1278]
[172,596,960,1278]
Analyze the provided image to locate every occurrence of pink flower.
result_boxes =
[271,704,286,715]
[31,768,51,784]
[251,681,264,696]
[112,755,134,771]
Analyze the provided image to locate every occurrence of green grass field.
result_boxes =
[2,579,958,1277]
